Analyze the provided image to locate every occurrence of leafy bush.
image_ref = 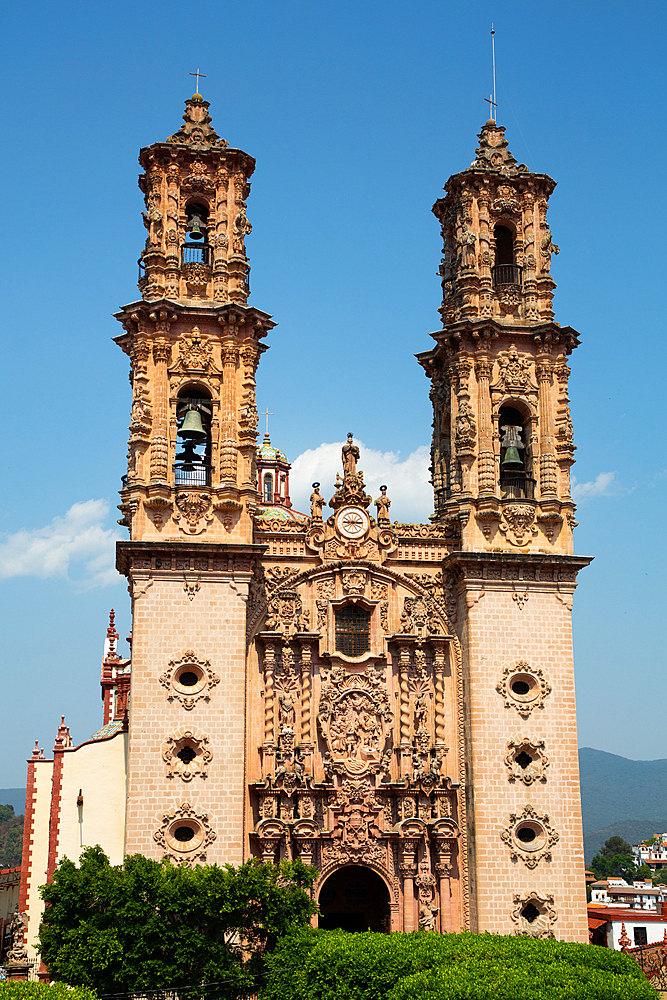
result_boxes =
[39,846,317,994]
[261,928,657,1000]
[0,985,97,1000]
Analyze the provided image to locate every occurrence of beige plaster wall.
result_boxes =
[57,734,128,866]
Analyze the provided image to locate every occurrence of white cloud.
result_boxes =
[290,440,432,523]
[0,500,123,589]
[571,471,617,500]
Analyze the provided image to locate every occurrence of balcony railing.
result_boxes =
[175,463,212,487]
[492,263,523,287]
[181,243,213,266]
[500,475,536,500]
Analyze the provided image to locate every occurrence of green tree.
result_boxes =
[38,846,317,995]
[0,805,24,868]
[590,836,639,881]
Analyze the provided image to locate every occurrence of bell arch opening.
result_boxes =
[499,404,533,499]
[176,388,212,486]
[317,865,390,933]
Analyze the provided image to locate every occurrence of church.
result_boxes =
[18,92,591,969]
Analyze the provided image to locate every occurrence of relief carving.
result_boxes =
[500,805,559,868]
[318,665,393,777]
[498,504,538,547]
[511,892,556,938]
[496,661,551,717]
[153,801,216,865]
[173,491,214,535]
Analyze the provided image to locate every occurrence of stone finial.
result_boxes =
[167,95,229,150]
[467,120,527,176]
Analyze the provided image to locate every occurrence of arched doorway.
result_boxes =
[317,865,390,932]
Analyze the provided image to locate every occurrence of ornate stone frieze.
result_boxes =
[264,589,310,634]
[492,344,537,395]
[169,327,219,374]
[153,801,217,864]
[498,504,538,547]
[159,650,220,710]
[496,661,551,718]
[511,892,557,938]
[504,737,549,785]
[162,727,213,781]
[172,491,214,535]
[500,805,559,868]
[322,778,385,866]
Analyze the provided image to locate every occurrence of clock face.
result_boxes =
[335,506,370,540]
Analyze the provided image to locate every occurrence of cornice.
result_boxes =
[443,550,592,585]
[116,539,266,575]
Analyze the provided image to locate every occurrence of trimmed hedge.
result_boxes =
[0,986,97,1000]
[261,928,657,1000]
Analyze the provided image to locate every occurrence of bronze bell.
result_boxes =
[501,446,523,469]
[178,407,207,441]
[187,213,206,241]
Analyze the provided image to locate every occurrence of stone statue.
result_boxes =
[310,482,325,519]
[342,433,360,477]
[6,909,28,964]
[374,485,391,522]
[419,902,439,931]
[414,691,428,730]
[278,692,296,728]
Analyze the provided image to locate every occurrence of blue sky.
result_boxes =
[1,1,665,786]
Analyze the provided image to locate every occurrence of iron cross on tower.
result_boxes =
[190,69,206,93]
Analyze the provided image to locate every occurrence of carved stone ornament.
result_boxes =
[341,569,366,595]
[496,661,551,717]
[504,737,549,785]
[493,345,535,394]
[322,778,385,866]
[318,665,393,776]
[498,504,538,547]
[5,910,28,964]
[173,491,214,535]
[454,400,476,455]
[163,727,213,781]
[265,589,310,634]
[170,327,218,374]
[500,805,559,868]
[400,595,443,636]
[511,892,556,938]
[153,801,217,864]
[159,650,220,710]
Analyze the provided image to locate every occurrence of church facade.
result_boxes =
[19,94,591,968]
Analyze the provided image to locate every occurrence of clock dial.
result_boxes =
[336,506,370,540]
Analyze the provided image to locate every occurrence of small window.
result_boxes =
[634,927,647,946]
[335,606,370,657]
[263,474,273,503]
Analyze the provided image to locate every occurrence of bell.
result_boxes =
[187,214,206,241]
[178,408,206,441]
[501,446,523,469]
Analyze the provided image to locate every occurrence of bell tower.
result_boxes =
[113,93,273,861]
[419,117,577,551]
[418,118,591,940]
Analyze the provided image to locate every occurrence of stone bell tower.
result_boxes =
[113,93,272,861]
[417,119,591,939]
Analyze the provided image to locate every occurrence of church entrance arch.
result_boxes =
[317,865,390,932]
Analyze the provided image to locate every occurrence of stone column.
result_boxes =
[400,840,418,932]
[475,357,495,493]
[431,639,447,749]
[263,641,277,749]
[398,643,412,772]
[298,640,314,744]
[434,841,453,932]
[150,339,172,483]
[536,358,557,497]
[218,316,240,486]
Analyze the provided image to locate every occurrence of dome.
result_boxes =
[254,504,307,522]
[257,433,287,464]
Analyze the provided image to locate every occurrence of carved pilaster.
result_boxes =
[536,359,557,496]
